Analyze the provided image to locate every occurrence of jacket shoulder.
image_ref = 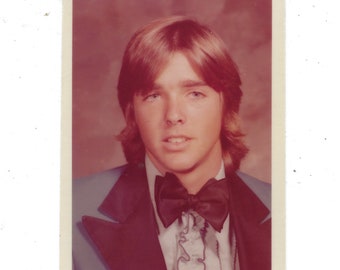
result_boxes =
[73,165,127,221]
[236,171,271,211]
[72,165,127,270]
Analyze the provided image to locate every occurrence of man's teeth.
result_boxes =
[167,137,186,143]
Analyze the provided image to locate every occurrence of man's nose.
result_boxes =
[164,97,185,126]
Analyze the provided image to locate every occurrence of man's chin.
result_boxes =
[147,152,197,174]
[163,162,197,175]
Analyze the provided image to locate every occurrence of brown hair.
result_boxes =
[117,16,248,173]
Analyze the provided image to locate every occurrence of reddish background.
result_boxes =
[73,0,272,183]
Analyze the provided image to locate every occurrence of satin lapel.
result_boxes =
[229,173,271,270]
[82,164,167,270]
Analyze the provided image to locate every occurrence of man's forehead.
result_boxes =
[132,52,209,95]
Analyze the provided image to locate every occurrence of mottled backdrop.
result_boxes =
[73,0,272,182]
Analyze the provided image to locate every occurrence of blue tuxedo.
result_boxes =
[73,163,271,270]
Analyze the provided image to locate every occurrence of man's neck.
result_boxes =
[173,161,224,194]
[145,155,225,194]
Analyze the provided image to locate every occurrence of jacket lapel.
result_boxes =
[82,164,167,270]
[229,173,271,270]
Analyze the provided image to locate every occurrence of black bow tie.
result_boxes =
[155,173,230,232]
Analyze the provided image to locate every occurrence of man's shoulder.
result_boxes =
[74,165,127,188]
[236,171,271,211]
[72,166,271,215]
[73,165,127,221]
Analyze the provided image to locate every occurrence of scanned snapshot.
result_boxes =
[71,1,275,269]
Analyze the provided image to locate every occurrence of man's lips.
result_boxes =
[163,136,191,144]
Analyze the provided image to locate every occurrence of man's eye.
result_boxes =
[144,93,160,101]
[189,91,204,98]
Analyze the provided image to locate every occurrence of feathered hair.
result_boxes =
[117,16,248,173]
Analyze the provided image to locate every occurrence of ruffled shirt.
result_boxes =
[145,156,237,270]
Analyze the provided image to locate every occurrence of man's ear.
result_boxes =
[219,91,224,103]
[124,102,134,121]
[219,91,225,118]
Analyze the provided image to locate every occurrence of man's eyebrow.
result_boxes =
[180,79,208,88]
[149,83,162,91]
[151,80,207,90]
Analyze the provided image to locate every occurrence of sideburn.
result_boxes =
[117,102,145,164]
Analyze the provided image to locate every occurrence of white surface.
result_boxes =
[0,1,62,269]
[286,0,340,269]
[1,0,340,269]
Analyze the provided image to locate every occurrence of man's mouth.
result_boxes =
[164,136,190,144]
[166,137,188,143]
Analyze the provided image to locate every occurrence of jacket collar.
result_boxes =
[99,163,150,223]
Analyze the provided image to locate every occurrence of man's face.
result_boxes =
[133,52,224,176]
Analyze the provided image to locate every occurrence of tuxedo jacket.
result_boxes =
[73,163,271,270]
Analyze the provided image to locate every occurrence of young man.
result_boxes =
[73,16,271,270]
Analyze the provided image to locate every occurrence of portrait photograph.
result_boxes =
[71,0,283,269]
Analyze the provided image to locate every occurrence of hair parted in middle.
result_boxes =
[117,16,248,173]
